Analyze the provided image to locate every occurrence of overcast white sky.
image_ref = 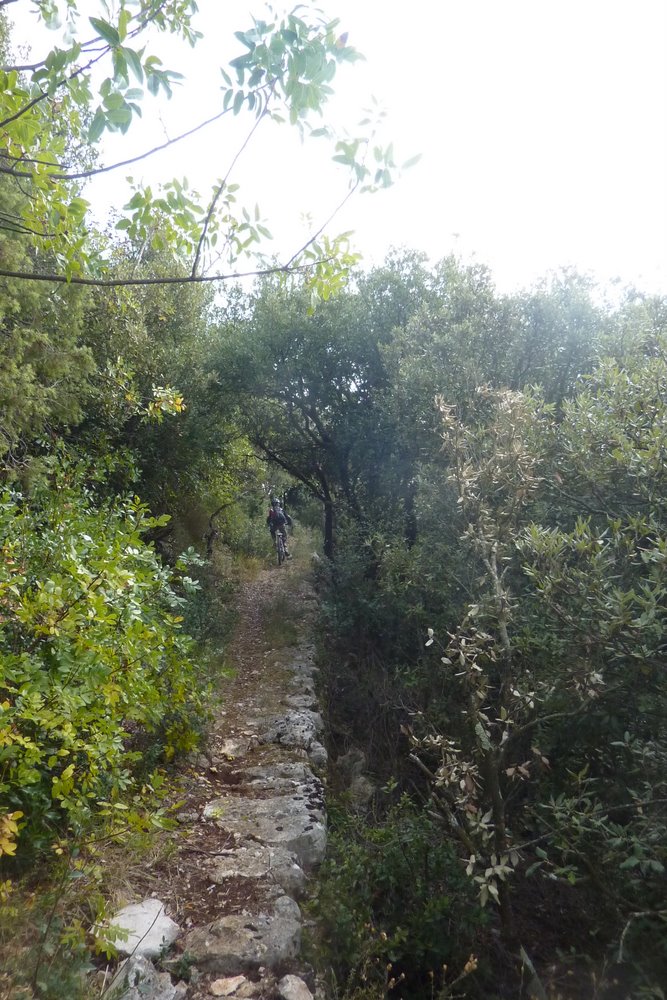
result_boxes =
[11,0,667,293]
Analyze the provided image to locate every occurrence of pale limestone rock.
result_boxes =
[350,774,375,810]
[308,742,328,769]
[260,710,324,752]
[237,976,273,998]
[106,955,186,1000]
[203,793,325,871]
[208,841,307,896]
[209,973,247,995]
[219,737,252,759]
[278,974,314,1000]
[184,896,301,974]
[245,761,315,787]
[282,693,318,710]
[109,899,180,958]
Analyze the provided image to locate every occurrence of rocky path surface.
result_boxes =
[107,560,326,1000]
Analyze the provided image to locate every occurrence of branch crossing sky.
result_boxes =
[12,0,667,292]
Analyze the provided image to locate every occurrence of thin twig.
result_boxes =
[191,84,275,277]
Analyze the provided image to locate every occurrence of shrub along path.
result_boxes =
[106,549,327,1000]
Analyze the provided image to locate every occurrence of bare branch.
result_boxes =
[0,107,231,180]
[0,85,275,181]
[0,256,335,287]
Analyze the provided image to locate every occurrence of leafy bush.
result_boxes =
[308,796,485,996]
[0,467,207,861]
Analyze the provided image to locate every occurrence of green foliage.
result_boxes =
[0,803,186,999]
[309,797,485,996]
[0,901,93,1000]
[412,362,667,989]
[290,256,667,994]
[220,506,275,561]
[0,460,207,860]
[0,180,94,456]
[63,263,267,533]
[0,2,200,276]
[212,252,434,556]
[315,522,445,784]
[0,2,399,286]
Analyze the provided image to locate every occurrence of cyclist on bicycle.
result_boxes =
[267,497,292,558]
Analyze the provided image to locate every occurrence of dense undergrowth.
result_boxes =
[308,796,487,999]
[0,478,275,998]
[0,470,205,862]
[312,352,667,998]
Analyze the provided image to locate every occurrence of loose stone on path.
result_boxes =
[109,898,180,958]
[277,974,314,1000]
[209,974,247,996]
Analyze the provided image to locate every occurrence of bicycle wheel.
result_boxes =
[276,532,285,566]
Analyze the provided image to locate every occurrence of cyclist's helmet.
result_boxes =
[271,497,280,508]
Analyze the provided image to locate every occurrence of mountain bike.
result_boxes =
[275,528,287,566]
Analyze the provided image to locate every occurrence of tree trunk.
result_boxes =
[323,497,334,560]
[483,749,517,944]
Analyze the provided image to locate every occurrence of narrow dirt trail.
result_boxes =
[108,555,326,1000]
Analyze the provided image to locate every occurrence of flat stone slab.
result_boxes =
[244,761,320,790]
[208,842,307,896]
[203,792,326,871]
[184,896,301,974]
[261,710,324,752]
[109,898,180,958]
[288,675,315,695]
[248,761,314,779]
[282,693,318,710]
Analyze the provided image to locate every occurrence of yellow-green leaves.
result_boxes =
[0,470,205,860]
[0,811,23,857]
